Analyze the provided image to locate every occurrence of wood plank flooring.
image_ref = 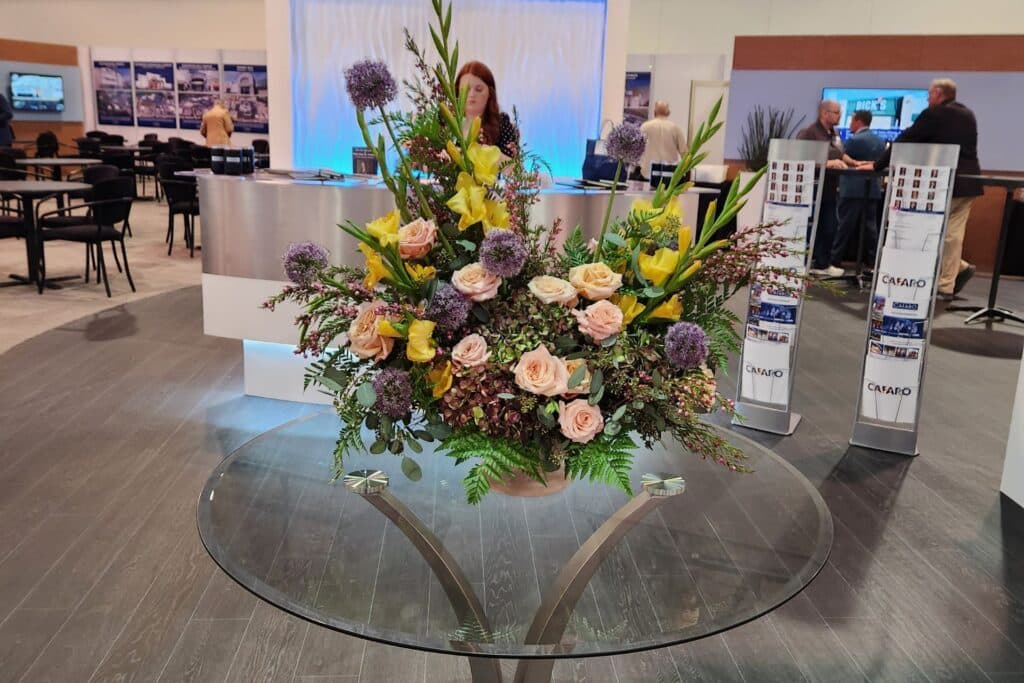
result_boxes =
[0,279,1022,682]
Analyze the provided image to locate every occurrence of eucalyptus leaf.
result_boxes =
[427,422,452,439]
[355,382,377,408]
[588,385,605,406]
[642,286,664,298]
[590,369,604,394]
[389,438,404,454]
[457,239,477,252]
[412,429,435,442]
[497,393,516,400]
[605,421,622,436]
[603,232,627,248]
[600,334,618,348]
[405,435,423,453]
[381,415,394,440]
[471,304,489,323]
[611,404,627,422]
[567,363,588,390]
[365,413,380,430]
[401,456,423,481]
[370,439,387,455]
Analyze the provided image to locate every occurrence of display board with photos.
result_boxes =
[223,64,269,134]
[852,144,959,454]
[176,62,220,130]
[133,62,176,128]
[93,61,134,126]
[733,139,829,435]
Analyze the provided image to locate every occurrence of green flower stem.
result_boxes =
[593,161,623,263]
[356,109,410,222]
[378,107,435,220]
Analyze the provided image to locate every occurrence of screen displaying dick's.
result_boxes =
[821,88,928,143]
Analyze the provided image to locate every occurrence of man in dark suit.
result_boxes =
[0,93,14,147]
[833,109,886,271]
[861,78,983,299]
[796,100,849,277]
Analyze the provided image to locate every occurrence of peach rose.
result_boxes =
[451,262,502,302]
[573,300,623,342]
[528,276,578,306]
[347,300,394,361]
[452,334,491,368]
[558,399,604,443]
[568,263,622,300]
[398,218,437,260]
[513,345,569,397]
[563,358,592,397]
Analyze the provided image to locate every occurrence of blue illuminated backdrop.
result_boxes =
[290,0,606,178]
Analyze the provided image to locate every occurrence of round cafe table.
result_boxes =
[198,412,832,682]
[0,180,91,289]
[16,157,102,182]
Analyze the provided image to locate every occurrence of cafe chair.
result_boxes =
[85,130,107,139]
[75,136,103,157]
[0,201,26,241]
[158,177,199,257]
[61,163,121,206]
[36,176,136,297]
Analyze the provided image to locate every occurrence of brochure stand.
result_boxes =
[850,142,960,456]
[733,139,828,435]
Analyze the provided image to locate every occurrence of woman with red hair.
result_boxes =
[455,61,518,158]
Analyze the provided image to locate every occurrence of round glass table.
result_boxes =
[198,412,832,682]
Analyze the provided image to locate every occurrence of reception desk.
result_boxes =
[198,172,718,403]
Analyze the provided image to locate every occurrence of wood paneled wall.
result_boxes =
[0,37,84,150]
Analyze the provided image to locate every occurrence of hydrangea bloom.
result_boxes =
[282,241,329,286]
[372,368,412,418]
[664,322,708,370]
[605,122,647,165]
[425,284,472,331]
[479,229,528,277]
[344,60,398,110]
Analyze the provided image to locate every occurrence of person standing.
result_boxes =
[200,99,233,146]
[832,109,886,271]
[860,78,982,299]
[0,92,14,147]
[637,101,687,180]
[796,100,848,277]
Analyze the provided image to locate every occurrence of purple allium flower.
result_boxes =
[664,322,709,370]
[372,368,412,419]
[479,229,528,278]
[283,241,329,286]
[425,284,472,331]
[605,122,647,165]
[344,59,398,110]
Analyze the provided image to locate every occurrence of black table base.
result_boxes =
[2,273,79,290]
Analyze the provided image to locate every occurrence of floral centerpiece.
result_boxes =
[265,0,785,503]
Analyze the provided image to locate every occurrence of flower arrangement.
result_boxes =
[265,0,785,503]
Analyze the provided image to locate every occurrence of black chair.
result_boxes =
[0,200,25,241]
[62,163,120,205]
[191,145,211,169]
[158,160,199,257]
[142,133,159,142]
[35,132,59,158]
[135,145,160,198]
[36,176,135,297]
[101,134,125,147]
[85,130,107,139]
[75,136,103,157]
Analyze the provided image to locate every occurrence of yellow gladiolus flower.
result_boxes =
[406,319,437,363]
[467,142,501,186]
[366,210,400,247]
[445,140,463,167]
[404,262,437,284]
[613,294,645,326]
[649,294,683,322]
[468,116,482,145]
[376,319,404,338]
[638,247,680,287]
[426,361,453,399]
[678,259,702,283]
[631,196,681,232]
[483,198,510,232]
[677,226,693,256]
[446,172,487,231]
[358,242,390,288]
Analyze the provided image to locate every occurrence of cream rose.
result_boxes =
[568,263,622,300]
[558,399,604,443]
[528,275,578,306]
[347,300,394,361]
[563,358,592,397]
[513,345,569,397]
[451,334,491,368]
[451,262,502,302]
[573,300,623,342]
[398,218,437,260]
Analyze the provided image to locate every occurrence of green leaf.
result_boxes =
[402,456,423,481]
[471,304,489,323]
[642,286,664,298]
[370,439,387,455]
[356,382,376,408]
[588,385,605,406]
[611,404,627,422]
[603,232,627,248]
[497,393,515,400]
[604,421,622,436]
[427,422,452,439]
[600,334,618,348]
[405,435,423,454]
[590,368,604,395]
[567,362,588,390]
[412,429,436,442]
[457,239,477,252]
[554,335,577,352]
[389,438,404,454]
[365,413,380,430]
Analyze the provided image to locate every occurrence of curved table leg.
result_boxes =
[344,470,504,683]
[512,474,685,683]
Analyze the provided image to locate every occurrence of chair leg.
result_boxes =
[188,214,196,258]
[37,239,46,294]
[120,238,135,292]
[167,210,174,255]
[96,243,111,297]
[124,218,132,238]
[84,243,91,282]
[110,239,122,272]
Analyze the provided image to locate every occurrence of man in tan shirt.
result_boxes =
[200,100,234,146]
[637,101,686,180]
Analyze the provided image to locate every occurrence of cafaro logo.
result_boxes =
[881,274,928,288]
[745,363,784,378]
[867,382,913,396]
[893,302,919,311]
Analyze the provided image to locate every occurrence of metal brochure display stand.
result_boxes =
[850,143,960,456]
[733,139,829,435]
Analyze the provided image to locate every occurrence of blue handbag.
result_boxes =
[581,121,619,181]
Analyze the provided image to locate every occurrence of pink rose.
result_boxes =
[398,218,437,260]
[451,334,491,368]
[568,263,622,300]
[573,300,623,342]
[347,300,394,361]
[527,276,578,306]
[558,399,604,443]
[513,345,569,397]
[451,262,502,302]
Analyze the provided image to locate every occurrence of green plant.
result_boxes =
[738,105,805,171]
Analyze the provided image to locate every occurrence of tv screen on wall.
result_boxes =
[10,73,65,112]
[821,87,928,142]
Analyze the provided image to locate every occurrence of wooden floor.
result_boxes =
[1,281,1024,682]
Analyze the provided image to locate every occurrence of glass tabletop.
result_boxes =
[198,412,832,660]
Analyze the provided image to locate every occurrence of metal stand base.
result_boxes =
[732,402,801,436]
[3,273,79,290]
[947,304,1024,325]
[850,422,920,456]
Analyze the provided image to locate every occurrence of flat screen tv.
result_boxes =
[9,73,65,112]
[821,87,928,143]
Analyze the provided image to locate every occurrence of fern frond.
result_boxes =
[561,226,592,268]
[565,432,636,496]
[441,432,545,504]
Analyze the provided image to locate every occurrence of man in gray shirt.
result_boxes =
[796,100,848,277]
